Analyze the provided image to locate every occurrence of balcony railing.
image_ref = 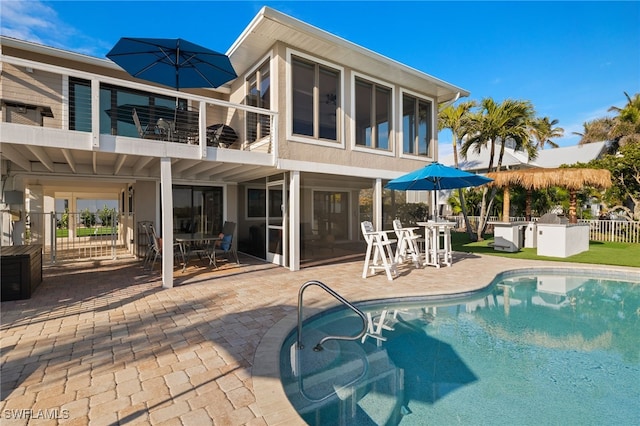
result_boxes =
[1,55,277,154]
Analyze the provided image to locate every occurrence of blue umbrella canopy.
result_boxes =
[386,161,493,191]
[106,37,237,90]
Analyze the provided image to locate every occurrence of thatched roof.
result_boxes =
[486,168,612,190]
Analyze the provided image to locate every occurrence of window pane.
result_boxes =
[418,100,431,156]
[292,58,314,136]
[375,86,391,150]
[247,74,258,142]
[259,63,271,138]
[247,188,266,218]
[260,63,270,109]
[173,187,193,233]
[313,191,349,240]
[318,66,338,140]
[269,189,282,218]
[70,78,92,132]
[355,79,372,146]
[403,95,416,154]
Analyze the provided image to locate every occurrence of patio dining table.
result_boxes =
[174,233,220,272]
[417,221,456,268]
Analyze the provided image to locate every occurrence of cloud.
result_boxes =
[0,1,58,44]
[0,0,110,56]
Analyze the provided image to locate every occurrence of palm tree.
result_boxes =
[461,98,536,240]
[531,116,564,149]
[439,101,475,168]
[439,100,476,238]
[608,92,640,147]
[573,117,614,145]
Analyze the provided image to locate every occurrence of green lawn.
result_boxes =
[56,227,117,238]
[451,232,640,268]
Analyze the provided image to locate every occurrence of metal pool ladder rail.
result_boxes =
[297,280,368,351]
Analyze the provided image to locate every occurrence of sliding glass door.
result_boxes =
[173,185,223,235]
[313,191,349,241]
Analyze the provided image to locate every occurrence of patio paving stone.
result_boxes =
[1,252,637,425]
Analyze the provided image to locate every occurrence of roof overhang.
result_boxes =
[227,7,469,103]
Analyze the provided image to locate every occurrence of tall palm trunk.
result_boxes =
[452,138,475,240]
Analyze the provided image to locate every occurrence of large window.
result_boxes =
[247,60,271,142]
[355,78,391,150]
[402,93,433,157]
[69,77,92,132]
[291,56,340,141]
[173,186,223,235]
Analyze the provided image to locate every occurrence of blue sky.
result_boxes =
[2,1,639,157]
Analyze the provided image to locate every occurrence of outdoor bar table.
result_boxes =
[174,233,220,272]
[417,221,456,268]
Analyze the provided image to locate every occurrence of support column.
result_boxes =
[160,158,174,289]
[289,171,300,271]
[373,179,383,230]
[502,188,510,221]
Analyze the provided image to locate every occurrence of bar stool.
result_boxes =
[437,225,453,267]
[392,219,423,268]
[361,221,398,281]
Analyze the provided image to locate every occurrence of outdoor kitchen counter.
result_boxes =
[536,222,590,258]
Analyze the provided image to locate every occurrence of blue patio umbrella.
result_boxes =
[386,162,493,219]
[386,161,493,191]
[106,37,237,90]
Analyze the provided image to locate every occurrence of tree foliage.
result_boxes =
[98,205,117,227]
[585,142,640,220]
[80,208,96,227]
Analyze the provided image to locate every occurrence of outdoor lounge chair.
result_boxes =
[132,108,160,140]
[147,224,182,271]
[140,221,155,270]
[213,221,239,265]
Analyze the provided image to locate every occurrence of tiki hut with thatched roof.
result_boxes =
[486,168,612,223]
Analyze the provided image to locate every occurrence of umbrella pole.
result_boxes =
[432,190,437,221]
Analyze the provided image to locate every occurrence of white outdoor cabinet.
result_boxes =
[536,223,590,258]
[491,222,528,252]
[524,222,537,248]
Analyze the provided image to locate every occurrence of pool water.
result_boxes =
[281,270,640,425]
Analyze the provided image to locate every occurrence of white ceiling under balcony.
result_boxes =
[1,140,376,191]
[0,140,278,186]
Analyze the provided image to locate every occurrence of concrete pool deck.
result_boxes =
[1,252,638,425]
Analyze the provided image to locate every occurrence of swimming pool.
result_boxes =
[281,269,640,425]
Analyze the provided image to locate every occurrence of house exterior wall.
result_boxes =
[1,63,62,129]
[2,5,467,275]
[229,40,439,173]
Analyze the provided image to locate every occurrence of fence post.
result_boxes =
[50,212,56,263]
[111,210,117,259]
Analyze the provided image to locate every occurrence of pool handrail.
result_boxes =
[297,280,368,351]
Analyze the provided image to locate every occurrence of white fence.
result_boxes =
[24,211,126,263]
[444,216,640,244]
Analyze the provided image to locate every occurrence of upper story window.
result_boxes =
[355,77,391,150]
[69,77,92,132]
[402,93,433,157]
[246,60,271,142]
[291,55,340,142]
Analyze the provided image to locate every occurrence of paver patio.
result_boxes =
[1,252,637,425]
